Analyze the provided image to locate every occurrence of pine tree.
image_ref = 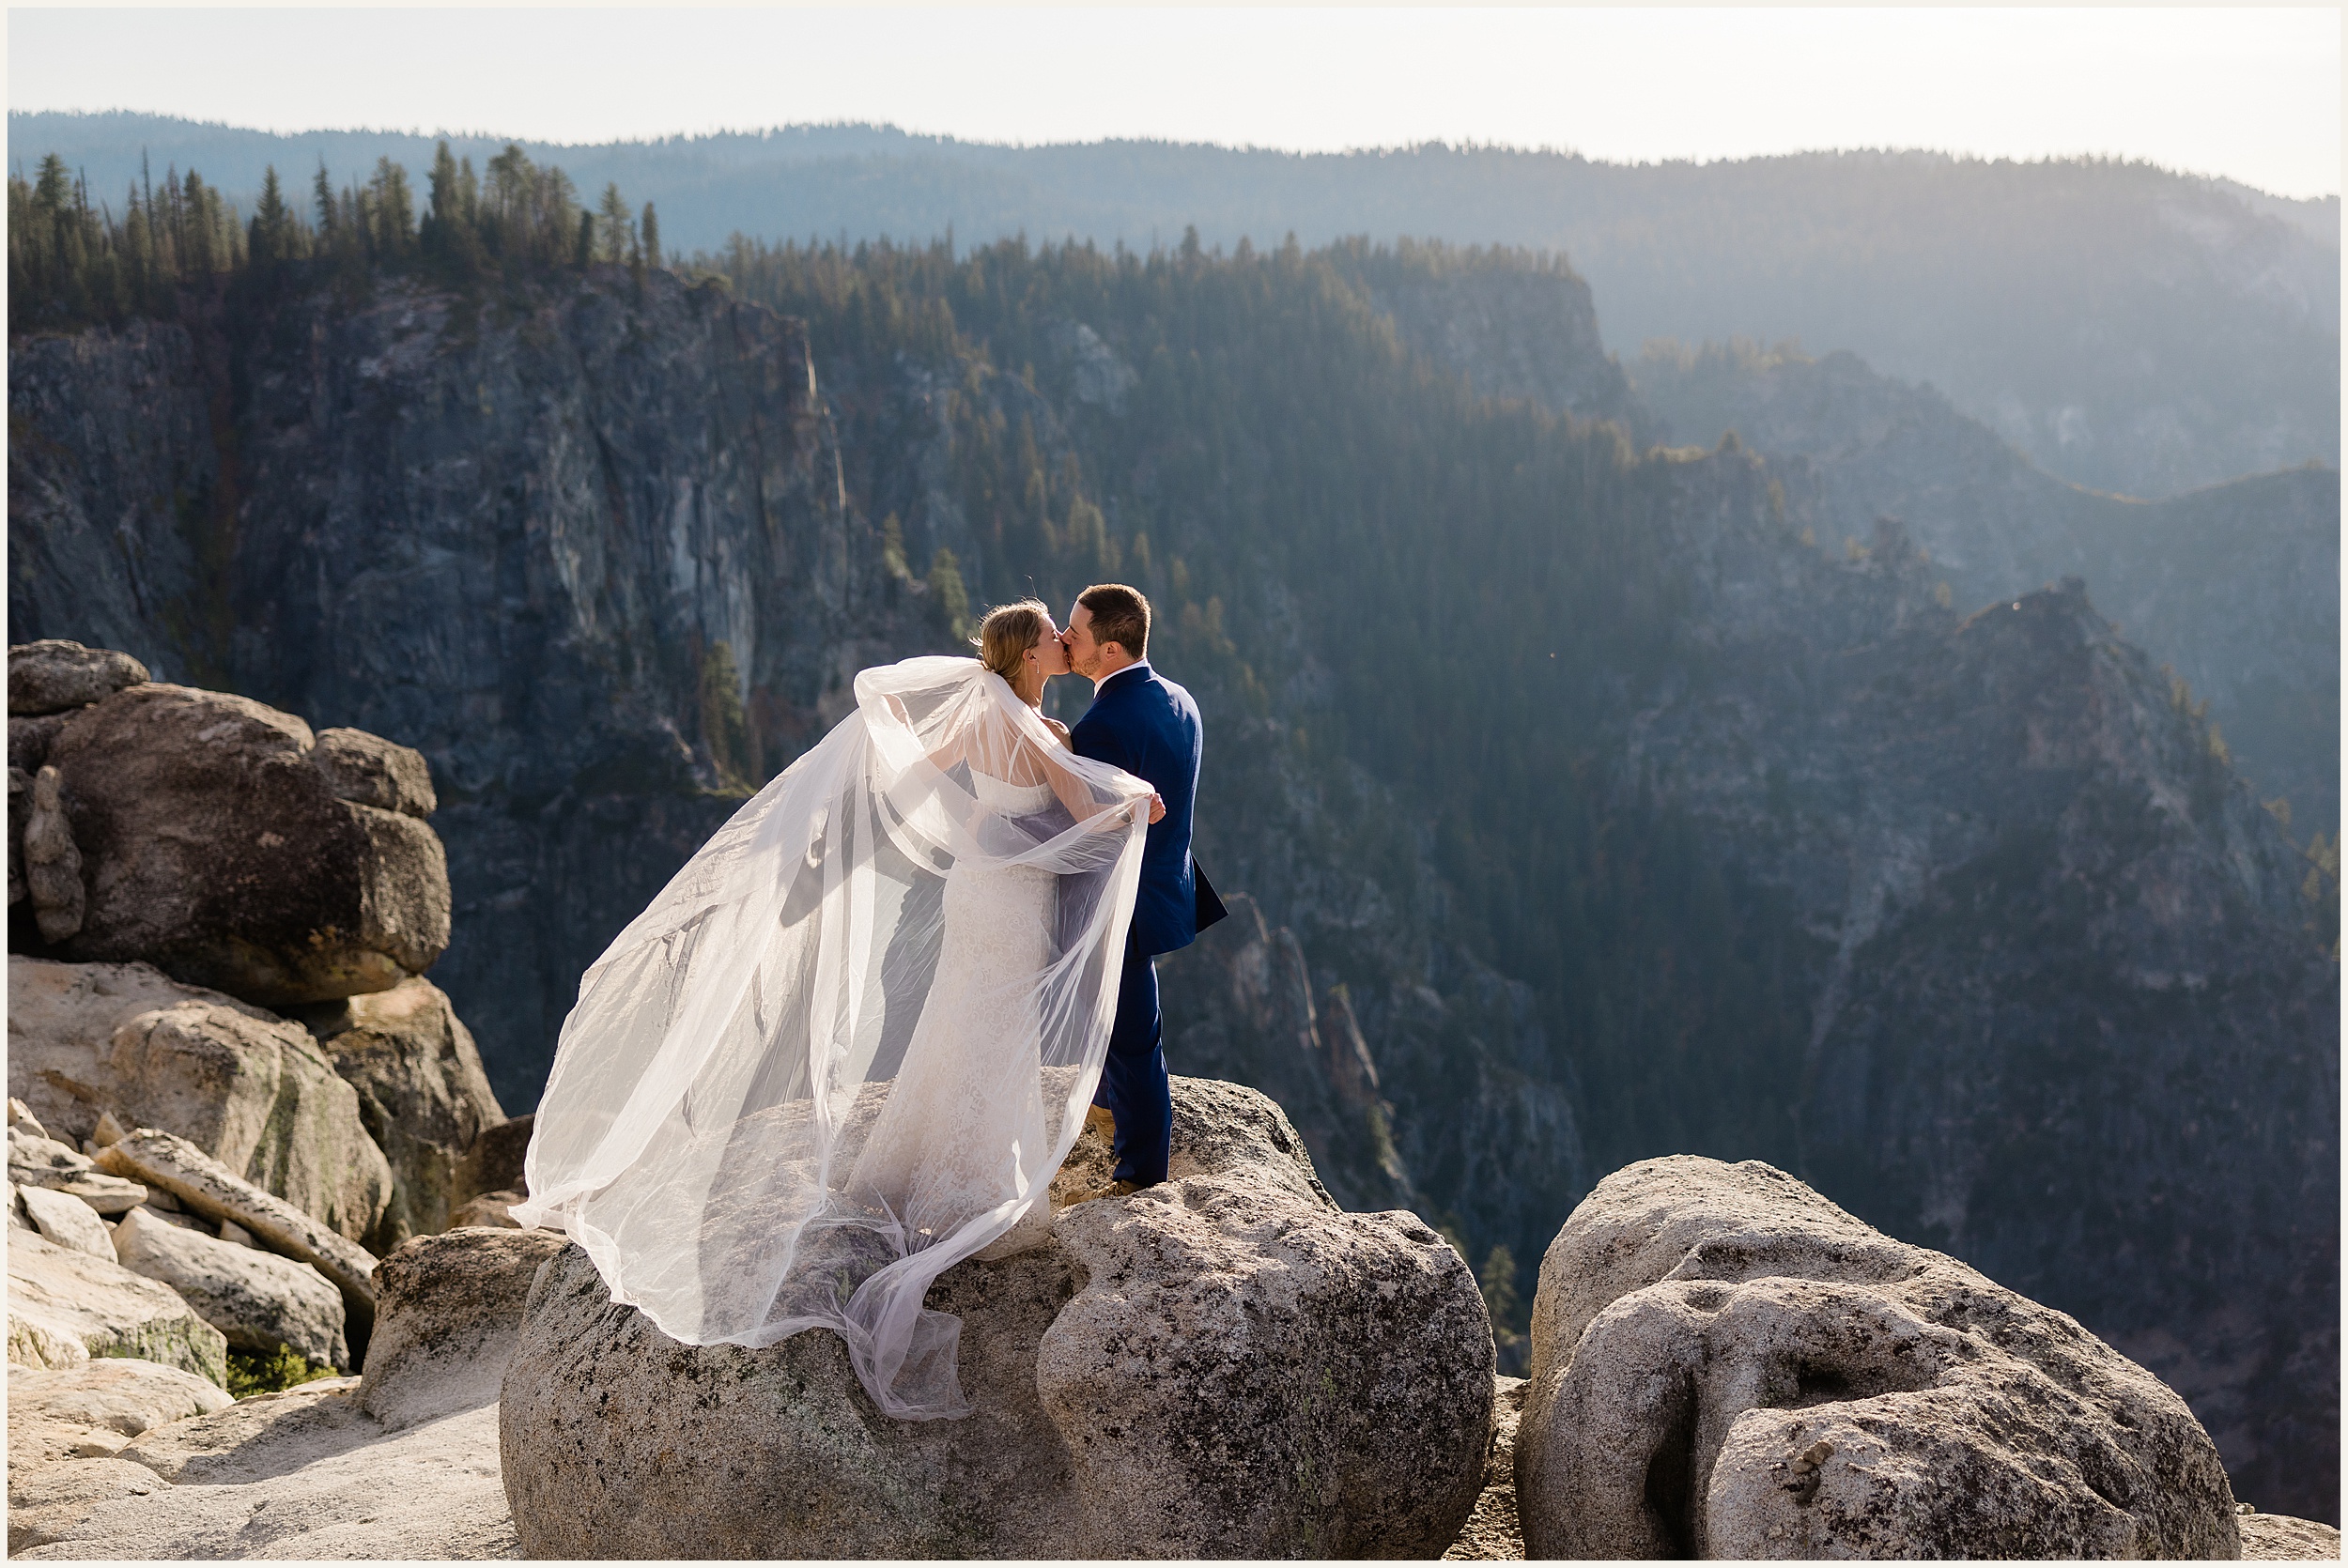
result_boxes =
[427,142,461,227]
[180,168,215,275]
[641,202,660,269]
[597,182,630,265]
[368,157,415,260]
[248,164,291,269]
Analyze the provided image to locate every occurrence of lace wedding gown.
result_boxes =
[512,658,1153,1419]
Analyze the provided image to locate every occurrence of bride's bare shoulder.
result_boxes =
[1042,716,1072,747]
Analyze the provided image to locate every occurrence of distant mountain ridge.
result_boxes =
[10,110,2338,500]
[1626,340,2341,839]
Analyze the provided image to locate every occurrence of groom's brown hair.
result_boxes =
[1077,583,1151,660]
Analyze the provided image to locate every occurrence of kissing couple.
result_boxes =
[515,582,1225,1420]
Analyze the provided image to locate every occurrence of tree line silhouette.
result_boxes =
[8,142,663,332]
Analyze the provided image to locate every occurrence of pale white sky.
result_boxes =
[8,6,2340,199]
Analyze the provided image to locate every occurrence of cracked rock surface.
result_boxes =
[1515,1156,2242,1560]
[500,1075,1493,1559]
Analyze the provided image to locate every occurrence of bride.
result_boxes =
[512,601,1161,1420]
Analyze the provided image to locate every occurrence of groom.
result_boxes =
[1063,583,1222,1191]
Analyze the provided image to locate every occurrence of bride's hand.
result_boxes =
[1146,793,1166,825]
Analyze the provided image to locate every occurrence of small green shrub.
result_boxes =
[226,1343,336,1398]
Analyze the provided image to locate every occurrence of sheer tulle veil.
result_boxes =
[512,655,1154,1418]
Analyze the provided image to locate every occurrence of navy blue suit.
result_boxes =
[1071,661,1203,1186]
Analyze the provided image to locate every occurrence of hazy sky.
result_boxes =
[8,6,2340,199]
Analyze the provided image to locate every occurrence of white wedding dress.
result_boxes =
[847,773,1059,1263]
[512,658,1153,1419]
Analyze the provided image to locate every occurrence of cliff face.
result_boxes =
[1632,343,2340,835]
[1350,256,1653,443]
[9,269,944,1108]
[1626,459,2337,1517]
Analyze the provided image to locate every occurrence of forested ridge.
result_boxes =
[9,137,2337,1519]
[16,110,2337,496]
[8,144,658,334]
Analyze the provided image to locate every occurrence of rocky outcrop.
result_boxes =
[296,976,505,1250]
[31,682,450,1006]
[17,1184,113,1259]
[1338,246,1653,443]
[1631,341,2341,835]
[1159,893,1417,1213]
[7,640,148,717]
[8,1361,235,1502]
[20,1376,517,1559]
[445,1113,533,1230]
[1516,1157,2241,1560]
[357,1226,568,1430]
[95,1128,378,1345]
[7,1125,147,1213]
[111,1206,348,1369]
[9,957,393,1240]
[501,1076,1493,1559]
[8,1358,234,1477]
[1608,451,2340,1523]
[450,1114,532,1207]
[2240,1514,2343,1560]
[6,1231,229,1385]
[22,764,85,943]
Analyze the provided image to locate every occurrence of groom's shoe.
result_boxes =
[1109,1179,1145,1197]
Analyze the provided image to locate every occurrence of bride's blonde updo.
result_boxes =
[974,599,1051,687]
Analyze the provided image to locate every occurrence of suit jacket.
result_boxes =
[1071,661,1219,956]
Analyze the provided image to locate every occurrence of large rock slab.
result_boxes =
[7,1458,172,1555]
[450,1111,532,1213]
[310,727,438,818]
[1515,1157,2242,1560]
[297,976,505,1251]
[7,640,147,717]
[115,1376,369,1484]
[9,956,392,1241]
[501,1075,1494,1559]
[6,1231,227,1386]
[359,1226,568,1431]
[112,1206,348,1369]
[7,1123,146,1214]
[8,1358,233,1473]
[2239,1514,2341,1560]
[37,681,450,1006]
[95,1128,378,1348]
[18,1377,515,1559]
[17,1184,114,1258]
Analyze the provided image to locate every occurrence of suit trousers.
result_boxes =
[1091,929,1171,1186]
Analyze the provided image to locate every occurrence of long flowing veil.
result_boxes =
[512,656,1153,1418]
